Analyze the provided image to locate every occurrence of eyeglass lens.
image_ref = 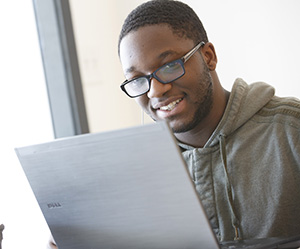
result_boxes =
[155,60,184,83]
[124,77,150,97]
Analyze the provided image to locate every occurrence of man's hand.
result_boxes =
[46,235,57,249]
[0,224,4,249]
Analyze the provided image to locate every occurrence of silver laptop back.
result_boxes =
[16,121,220,249]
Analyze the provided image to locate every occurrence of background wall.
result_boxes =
[69,0,300,133]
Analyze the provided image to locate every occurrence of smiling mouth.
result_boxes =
[159,98,183,111]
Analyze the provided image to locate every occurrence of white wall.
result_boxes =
[184,0,300,96]
[70,0,300,133]
[0,1,54,248]
[70,0,148,133]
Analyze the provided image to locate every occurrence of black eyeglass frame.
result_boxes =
[120,41,205,98]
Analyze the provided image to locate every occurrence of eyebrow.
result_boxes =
[125,49,180,75]
[125,66,136,74]
[158,50,178,59]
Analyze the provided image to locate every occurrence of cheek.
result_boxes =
[135,95,149,112]
[180,61,201,84]
[185,58,209,87]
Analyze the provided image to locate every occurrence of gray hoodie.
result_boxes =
[179,78,300,242]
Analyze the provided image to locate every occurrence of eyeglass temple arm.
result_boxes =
[182,41,205,63]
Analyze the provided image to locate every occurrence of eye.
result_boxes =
[125,77,149,97]
[130,77,146,88]
[155,60,184,83]
[160,61,182,74]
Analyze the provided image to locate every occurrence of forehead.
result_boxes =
[119,24,194,74]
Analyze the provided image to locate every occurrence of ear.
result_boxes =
[201,42,218,71]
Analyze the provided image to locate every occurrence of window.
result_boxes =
[0,1,54,248]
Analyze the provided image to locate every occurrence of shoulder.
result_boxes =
[255,95,300,128]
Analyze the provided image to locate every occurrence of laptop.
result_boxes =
[15,121,300,249]
[15,121,219,249]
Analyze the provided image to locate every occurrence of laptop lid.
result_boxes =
[15,121,220,249]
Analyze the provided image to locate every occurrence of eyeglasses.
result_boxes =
[120,41,205,98]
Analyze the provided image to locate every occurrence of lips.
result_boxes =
[159,98,183,111]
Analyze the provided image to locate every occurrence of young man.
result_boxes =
[118,0,300,243]
[48,0,300,247]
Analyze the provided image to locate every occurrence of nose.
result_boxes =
[147,78,172,98]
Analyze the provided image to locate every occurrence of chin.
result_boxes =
[169,120,192,134]
[169,111,204,134]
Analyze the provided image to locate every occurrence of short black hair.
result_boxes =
[118,0,208,55]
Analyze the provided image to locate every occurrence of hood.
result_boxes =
[178,78,275,240]
[205,78,274,240]
[204,78,275,148]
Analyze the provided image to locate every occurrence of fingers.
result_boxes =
[47,234,57,249]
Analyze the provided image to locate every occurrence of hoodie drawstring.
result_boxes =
[219,134,242,241]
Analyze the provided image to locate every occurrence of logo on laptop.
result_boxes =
[47,202,62,209]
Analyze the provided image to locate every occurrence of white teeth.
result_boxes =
[160,99,182,111]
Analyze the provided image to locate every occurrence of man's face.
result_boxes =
[119,24,213,134]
